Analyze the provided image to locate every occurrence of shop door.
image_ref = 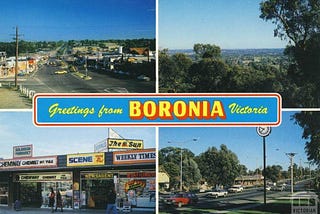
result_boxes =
[82,179,114,209]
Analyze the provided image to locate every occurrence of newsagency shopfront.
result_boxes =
[0,146,156,210]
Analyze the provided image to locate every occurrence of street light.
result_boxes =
[286,152,297,195]
[168,138,199,192]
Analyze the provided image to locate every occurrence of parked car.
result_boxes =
[164,192,198,207]
[206,188,228,198]
[228,185,243,193]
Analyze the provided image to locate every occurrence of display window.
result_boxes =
[0,182,8,206]
[118,171,155,208]
[13,172,73,209]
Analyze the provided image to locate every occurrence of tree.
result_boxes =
[260,0,320,107]
[188,58,230,92]
[193,43,221,59]
[159,147,201,191]
[195,145,242,186]
[264,165,283,182]
[260,0,320,50]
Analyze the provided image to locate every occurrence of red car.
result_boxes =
[164,192,198,207]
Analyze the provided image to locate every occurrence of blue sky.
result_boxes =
[0,0,155,41]
[0,111,155,159]
[159,111,312,171]
[159,0,289,49]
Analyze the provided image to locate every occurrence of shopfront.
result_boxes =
[0,147,156,210]
[13,172,73,208]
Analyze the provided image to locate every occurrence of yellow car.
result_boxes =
[55,70,67,75]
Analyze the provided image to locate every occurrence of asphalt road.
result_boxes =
[159,188,291,213]
[19,64,155,94]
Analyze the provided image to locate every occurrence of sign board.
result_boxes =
[108,138,144,149]
[113,149,156,165]
[256,126,272,137]
[13,144,33,158]
[67,153,105,167]
[94,141,107,152]
[14,172,72,182]
[0,156,57,169]
[81,172,113,180]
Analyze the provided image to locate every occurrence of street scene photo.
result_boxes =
[0,112,156,213]
[159,111,319,213]
[0,0,156,109]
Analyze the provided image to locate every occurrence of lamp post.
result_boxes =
[168,138,198,192]
[286,153,297,195]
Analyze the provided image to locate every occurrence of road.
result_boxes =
[19,63,155,94]
[159,188,294,213]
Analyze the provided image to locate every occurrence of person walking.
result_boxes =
[106,187,118,214]
[48,187,55,213]
[55,189,63,212]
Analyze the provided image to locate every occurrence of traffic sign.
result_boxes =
[256,126,271,137]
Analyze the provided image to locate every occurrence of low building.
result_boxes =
[0,147,156,210]
[234,174,264,187]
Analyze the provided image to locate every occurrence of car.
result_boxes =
[228,185,244,193]
[271,184,285,191]
[137,74,151,81]
[206,188,228,198]
[54,70,67,75]
[257,186,271,191]
[164,192,198,207]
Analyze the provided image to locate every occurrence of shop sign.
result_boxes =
[67,153,105,167]
[125,180,146,192]
[94,141,107,152]
[113,149,156,165]
[0,156,57,169]
[127,172,156,178]
[15,172,72,182]
[13,144,33,158]
[81,172,113,179]
[107,138,144,149]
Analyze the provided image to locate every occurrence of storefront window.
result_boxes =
[13,172,73,209]
[118,171,155,208]
[0,182,8,206]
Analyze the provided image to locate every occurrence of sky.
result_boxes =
[159,110,313,171]
[0,0,155,42]
[0,111,156,159]
[159,0,289,49]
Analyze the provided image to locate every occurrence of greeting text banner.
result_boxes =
[33,93,281,126]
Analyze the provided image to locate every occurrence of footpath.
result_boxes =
[0,206,155,214]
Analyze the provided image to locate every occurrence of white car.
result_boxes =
[228,185,243,193]
[206,189,228,198]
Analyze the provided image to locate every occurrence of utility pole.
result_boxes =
[286,153,297,195]
[15,26,19,87]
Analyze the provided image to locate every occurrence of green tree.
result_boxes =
[193,43,221,59]
[260,0,320,107]
[159,147,201,191]
[188,58,230,92]
[195,144,242,186]
[264,165,283,183]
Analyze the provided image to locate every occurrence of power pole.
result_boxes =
[15,26,19,87]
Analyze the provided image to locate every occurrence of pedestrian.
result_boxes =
[106,187,118,214]
[55,189,63,212]
[48,187,55,213]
